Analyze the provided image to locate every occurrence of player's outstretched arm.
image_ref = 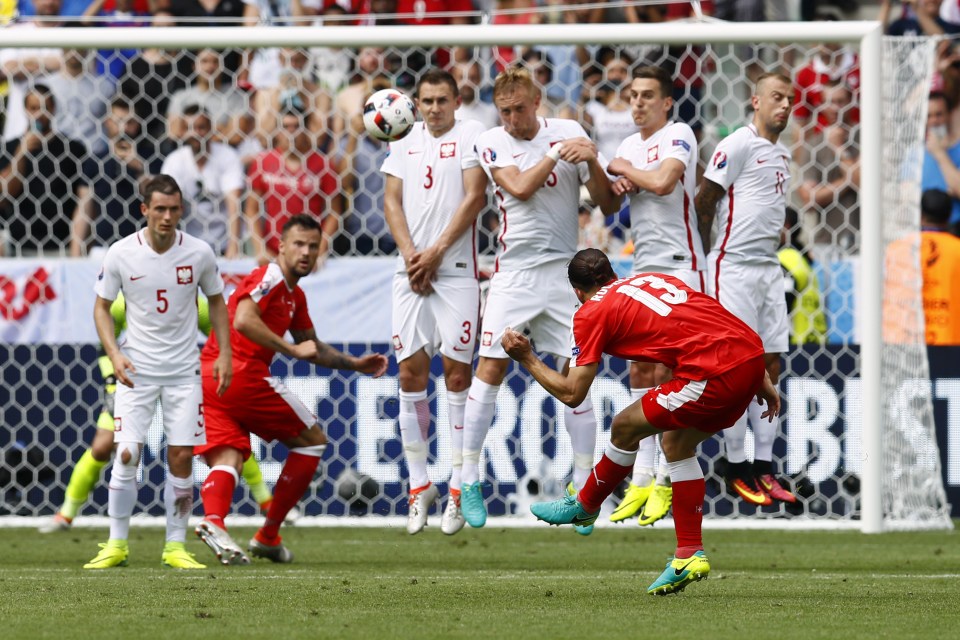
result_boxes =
[93,295,136,388]
[694,178,725,254]
[756,370,781,422]
[207,293,233,396]
[408,166,489,292]
[502,327,597,407]
[290,328,389,376]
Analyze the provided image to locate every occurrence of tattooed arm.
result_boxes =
[694,178,726,256]
[290,328,388,376]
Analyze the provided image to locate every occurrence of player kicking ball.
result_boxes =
[193,214,388,565]
[504,249,779,595]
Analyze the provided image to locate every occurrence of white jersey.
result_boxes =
[476,118,600,271]
[95,230,224,385]
[615,121,704,273]
[381,119,485,278]
[702,124,790,266]
[160,143,245,254]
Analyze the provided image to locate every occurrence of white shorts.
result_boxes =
[632,265,706,293]
[479,261,579,360]
[113,382,205,447]
[707,259,789,354]
[391,274,480,365]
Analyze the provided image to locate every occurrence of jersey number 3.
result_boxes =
[616,275,687,317]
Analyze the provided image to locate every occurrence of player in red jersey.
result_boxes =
[504,248,779,595]
[193,214,388,565]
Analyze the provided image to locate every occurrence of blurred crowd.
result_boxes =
[0,0,952,265]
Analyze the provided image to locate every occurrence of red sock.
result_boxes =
[672,478,706,557]
[259,452,320,540]
[577,454,632,513]
[200,469,237,530]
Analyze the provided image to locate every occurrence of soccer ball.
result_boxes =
[362,88,417,142]
[334,467,380,514]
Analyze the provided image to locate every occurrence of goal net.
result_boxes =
[0,15,951,531]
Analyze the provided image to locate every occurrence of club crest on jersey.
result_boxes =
[440,142,457,158]
[482,331,493,347]
[647,146,659,163]
[176,265,194,285]
[672,139,690,151]
[114,416,122,432]
[392,334,403,351]
[482,148,496,163]
[712,151,727,169]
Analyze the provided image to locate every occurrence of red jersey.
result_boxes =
[248,149,338,255]
[571,274,763,380]
[201,263,312,375]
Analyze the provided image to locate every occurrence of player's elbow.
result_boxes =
[559,387,589,408]
[233,311,253,336]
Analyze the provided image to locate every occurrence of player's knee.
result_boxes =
[303,425,328,447]
[629,361,655,388]
[443,366,471,394]
[116,442,140,469]
[610,413,642,449]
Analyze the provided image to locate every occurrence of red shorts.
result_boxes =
[195,362,316,458]
[642,355,767,433]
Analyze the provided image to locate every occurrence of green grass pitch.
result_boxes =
[0,524,957,639]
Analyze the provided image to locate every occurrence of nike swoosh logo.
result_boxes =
[193,430,204,437]
[571,511,596,525]
[513,153,525,159]
[130,275,146,281]
[408,150,422,155]
[572,408,592,415]
[453,346,471,352]
[453,425,464,430]
[756,159,768,164]
[673,556,699,576]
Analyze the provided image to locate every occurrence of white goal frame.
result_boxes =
[3,20,889,532]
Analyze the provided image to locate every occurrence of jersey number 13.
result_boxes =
[616,275,687,317]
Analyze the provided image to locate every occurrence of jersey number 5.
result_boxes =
[156,289,169,314]
[616,275,687,317]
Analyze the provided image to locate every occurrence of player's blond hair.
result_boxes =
[493,66,539,102]
[755,71,792,94]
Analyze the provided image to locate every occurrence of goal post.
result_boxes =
[0,19,951,532]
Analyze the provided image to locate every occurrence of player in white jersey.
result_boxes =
[696,72,797,507]
[381,69,489,536]
[604,66,707,526]
[84,175,233,570]
[460,67,619,532]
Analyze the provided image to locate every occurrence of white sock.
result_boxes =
[750,399,777,464]
[667,456,704,483]
[723,412,749,464]
[564,396,597,490]
[399,390,430,491]
[630,388,655,485]
[461,378,499,485]
[107,452,138,542]
[165,472,194,543]
[605,441,638,467]
[447,389,468,490]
